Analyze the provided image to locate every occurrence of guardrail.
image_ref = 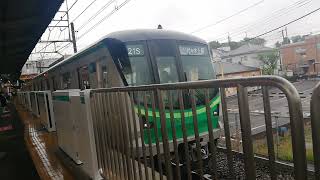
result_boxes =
[89,76,307,180]
[311,82,320,180]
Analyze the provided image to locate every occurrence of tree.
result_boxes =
[282,37,291,45]
[228,41,242,50]
[208,37,266,50]
[275,41,281,48]
[208,41,221,49]
[242,37,266,46]
[291,35,306,43]
[258,50,279,75]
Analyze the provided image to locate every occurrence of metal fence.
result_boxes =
[89,76,307,180]
[311,81,320,180]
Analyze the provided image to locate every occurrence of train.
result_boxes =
[23,29,221,178]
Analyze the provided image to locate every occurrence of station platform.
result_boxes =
[0,103,39,180]
[13,101,75,180]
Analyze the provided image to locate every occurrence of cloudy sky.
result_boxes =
[30,0,320,60]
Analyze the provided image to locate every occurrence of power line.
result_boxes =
[71,0,99,22]
[68,0,79,11]
[215,0,312,41]
[51,0,78,27]
[247,7,320,41]
[76,0,116,31]
[77,0,131,40]
[54,0,114,54]
[191,0,264,34]
[56,42,72,52]
[211,0,313,42]
[35,0,76,54]
[58,0,132,53]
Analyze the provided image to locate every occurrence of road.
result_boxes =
[221,79,319,136]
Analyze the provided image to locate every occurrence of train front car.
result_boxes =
[105,29,220,162]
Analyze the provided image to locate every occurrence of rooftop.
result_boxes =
[222,44,274,58]
[213,61,260,75]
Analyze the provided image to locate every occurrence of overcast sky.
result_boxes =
[30,0,320,60]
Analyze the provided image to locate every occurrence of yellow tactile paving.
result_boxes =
[15,103,75,180]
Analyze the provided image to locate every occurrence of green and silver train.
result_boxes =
[30,29,220,158]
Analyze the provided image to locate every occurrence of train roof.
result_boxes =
[34,29,207,79]
[105,29,207,43]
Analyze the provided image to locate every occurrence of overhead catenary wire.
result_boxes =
[191,0,264,34]
[219,8,320,47]
[57,0,132,53]
[247,7,320,41]
[55,0,116,54]
[76,0,116,31]
[71,0,99,22]
[211,0,313,42]
[35,0,79,55]
[68,0,79,12]
[77,0,131,40]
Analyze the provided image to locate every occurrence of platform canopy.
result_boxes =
[0,0,63,78]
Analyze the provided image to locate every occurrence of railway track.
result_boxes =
[179,148,315,180]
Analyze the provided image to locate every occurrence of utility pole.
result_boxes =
[70,22,78,53]
[281,29,285,42]
[285,26,288,38]
[228,33,231,46]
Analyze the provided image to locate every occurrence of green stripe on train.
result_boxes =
[52,95,70,102]
[135,95,221,144]
[80,96,85,104]
[135,95,220,118]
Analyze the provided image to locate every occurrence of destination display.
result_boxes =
[179,45,207,56]
[126,44,144,56]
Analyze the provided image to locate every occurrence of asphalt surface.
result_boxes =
[0,103,39,180]
[223,79,319,135]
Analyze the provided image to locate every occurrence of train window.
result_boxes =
[62,72,72,89]
[40,81,43,90]
[150,40,179,83]
[123,44,151,86]
[179,44,214,81]
[156,57,179,83]
[78,66,90,90]
[52,77,56,91]
[101,65,108,88]
[179,43,218,104]
[42,80,46,90]
[89,63,98,88]
[46,79,50,90]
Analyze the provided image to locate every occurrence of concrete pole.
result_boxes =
[70,22,77,53]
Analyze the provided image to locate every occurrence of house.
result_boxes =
[213,61,261,96]
[280,34,320,76]
[212,48,228,62]
[20,57,64,81]
[221,44,276,69]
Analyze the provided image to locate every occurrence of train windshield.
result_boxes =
[179,44,215,81]
[123,44,151,86]
[179,43,218,105]
[150,40,180,84]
